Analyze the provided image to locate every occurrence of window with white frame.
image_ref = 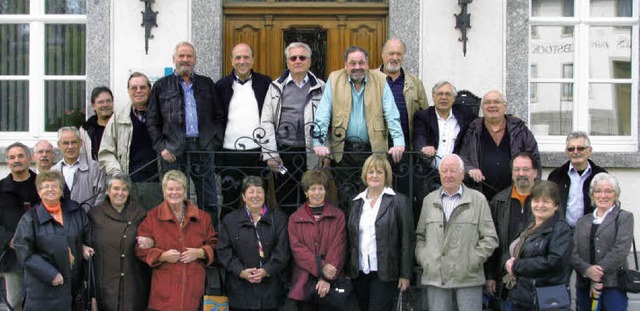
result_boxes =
[0,0,86,139]
[529,0,638,152]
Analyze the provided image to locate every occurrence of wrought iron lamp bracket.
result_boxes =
[454,0,472,57]
[141,0,158,55]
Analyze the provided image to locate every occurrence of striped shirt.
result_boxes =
[441,186,463,221]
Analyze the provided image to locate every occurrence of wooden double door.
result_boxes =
[223,2,388,80]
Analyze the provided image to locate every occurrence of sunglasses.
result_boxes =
[288,55,308,62]
[566,146,589,152]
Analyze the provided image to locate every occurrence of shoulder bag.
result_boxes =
[613,209,640,293]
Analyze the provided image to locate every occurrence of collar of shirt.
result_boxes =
[175,72,195,82]
[592,205,615,224]
[285,73,309,88]
[436,109,457,122]
[234,72,253,85]
[441,185,463,198]
[348,73,368,88]
[62,159,80,167]
[384,67,405,82]
[353,186,396,201]
[568,162,592,176]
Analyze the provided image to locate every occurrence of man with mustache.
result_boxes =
[459,90,540,201]
[547,131,606,228]
[146,41,225,228]
[215,43,271,215]
[484,152,539,310]
[313,46,405,206]
[99,72,163,211]
[0,142,42,311]
[79,86,114,161]
[32,139,55,173]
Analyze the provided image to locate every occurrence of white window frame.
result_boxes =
[530,1,639,152]
[0,1,87,147]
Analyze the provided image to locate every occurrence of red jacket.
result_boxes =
[135,200,217,311]
[287,202,347,301]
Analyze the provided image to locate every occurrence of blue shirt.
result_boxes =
[179,74,198,138]
[313,73,405,147]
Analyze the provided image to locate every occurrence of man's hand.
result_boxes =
[179,248,204,263]
[51,273,64,286]
[266,158,281,172]
[82,245,95,260]
[468,169,485,183]
[314,146,331,157]
[159,249,181,263]
[161,149,176,163]
[485,280,497,296]
[388,146,405,163]
[421,146,437,158]
[322,263,337,280]
[398,278,410,291]
[586,265,604,282]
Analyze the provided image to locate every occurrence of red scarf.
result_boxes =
[43,202,63,225]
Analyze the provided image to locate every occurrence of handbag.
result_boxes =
[534,284,570,311]
[396,288,414,311]
[306,256,352,309]
[611,209,640,293]
[202,265,229,311]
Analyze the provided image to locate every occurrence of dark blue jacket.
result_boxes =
[216,70,272,136]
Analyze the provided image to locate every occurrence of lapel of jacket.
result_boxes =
[376,194,393,223]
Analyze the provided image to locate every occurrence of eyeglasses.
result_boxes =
[482,100,504,106]
[594,189,615,195]
[434,92,454,97]
[347,61,367,67]
[566,146,589,152]
[512,167,533,173]
[288,55,308,62]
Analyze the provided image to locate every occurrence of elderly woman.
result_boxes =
[88,173,150,311]
[572,173,633,310]
[348,154,414,311]
[216,176,289,311]
[288,170,347,311]
[135,170,216,311]
[13,171,93,311]
[505,181,573,310]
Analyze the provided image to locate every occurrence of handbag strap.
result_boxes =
[613,207,638,270]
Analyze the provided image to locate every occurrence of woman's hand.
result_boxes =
[51,273,64,286]
[316,279,331,298]
[82,245,95,260]
[136,236,155,249]
[159,249,180,263]
[247,268,268,283]
[398,278,410,291]
[179,248,204,263]
[505,257,516,275]
[586,265,604,282]
[239,268,257,281]
[322,263,337,280]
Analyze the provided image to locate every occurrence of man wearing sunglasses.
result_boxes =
[216,43,271,217]
[261,42,326,214]
[547,131,607,228]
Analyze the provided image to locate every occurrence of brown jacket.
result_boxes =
[88,199,150,311]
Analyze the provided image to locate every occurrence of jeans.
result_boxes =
[426,285,483,311]
[576,286,628,311]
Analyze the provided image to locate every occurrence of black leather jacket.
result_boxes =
[547,160,607,218]
[146,73,225,155]
[508,214,573,307]
[347,192,414,281]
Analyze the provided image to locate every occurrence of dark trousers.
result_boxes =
[160,141,218,228]
[353,271,397,311]
[332,142,371,210]
[216,148,263,220]
[272,146,307,216]
[297,300,333,311]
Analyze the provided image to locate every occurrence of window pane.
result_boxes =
[45,24,86,75]
[45,0,86,14]
[0,24,29,75]
[530,83,573,136]
[45,80,85,131]
[0,81,29,131]
[590,0,632,17]
[530,26,574,79]
[589,26,631,79]
[589,83,631,136]
[0,0,29,14]
[532,0,574,17]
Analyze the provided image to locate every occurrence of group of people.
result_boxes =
[0,35,634,311]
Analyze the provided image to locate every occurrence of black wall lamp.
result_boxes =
[141,0,158,55]
[455,0,472,56]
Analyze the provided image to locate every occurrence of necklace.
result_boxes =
[172,205,187,225]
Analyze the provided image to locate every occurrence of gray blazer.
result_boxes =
[571,205,634,288]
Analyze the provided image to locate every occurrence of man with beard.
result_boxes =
[547,131,606,228]
[79,86,114,161]
[313,46,405,205]
[484,152,539,310]
[0,142,41,311]
[32,139,55,173]
[99,72,163,211]
[146,41,224,227]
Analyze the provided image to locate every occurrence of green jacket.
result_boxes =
[415,184,498,288]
